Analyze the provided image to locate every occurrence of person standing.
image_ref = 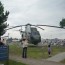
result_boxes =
[22,38,28,58]
[48,45,51,57]
[0,37,4,46]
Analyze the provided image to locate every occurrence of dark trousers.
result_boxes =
[48,51,51,55]
[22,47,27,58]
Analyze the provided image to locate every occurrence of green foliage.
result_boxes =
[9,60,27,65]
[0,1,9,36]
[60,19,65,28]
[0,60,27,65]
[61,59,65,63]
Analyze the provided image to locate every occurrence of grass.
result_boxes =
[9,60,26,65]
[0,60,27,65]
[28,45,65,59]
[61,59,65,63]
[9,43,65,59]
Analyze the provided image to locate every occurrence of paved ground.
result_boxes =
[9,55,65,65]
[47,52,65,62]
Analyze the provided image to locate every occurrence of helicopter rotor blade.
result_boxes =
[6,25,25,30]
[35,26,44,30]
[31,24,65,29]
[5,24,65,31]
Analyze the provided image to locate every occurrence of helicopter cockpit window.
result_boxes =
[32,31,39,35]
[31,28,37,32]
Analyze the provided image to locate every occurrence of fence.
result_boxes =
[0,45,9,65]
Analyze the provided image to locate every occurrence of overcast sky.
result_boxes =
[1,0,65,39]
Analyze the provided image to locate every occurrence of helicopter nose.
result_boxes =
[34,35,41,40]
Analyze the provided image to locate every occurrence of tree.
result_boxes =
[0,1,9,36]
[60,19,65,28]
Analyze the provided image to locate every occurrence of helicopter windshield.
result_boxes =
[33,31,39,35]
[31,28,37,31]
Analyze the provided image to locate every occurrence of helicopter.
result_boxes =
[6,23,65,45]
[9,23,43,45]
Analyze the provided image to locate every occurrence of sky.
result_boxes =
[0,0,65,39]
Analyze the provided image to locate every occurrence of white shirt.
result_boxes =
[22,40,28,48]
